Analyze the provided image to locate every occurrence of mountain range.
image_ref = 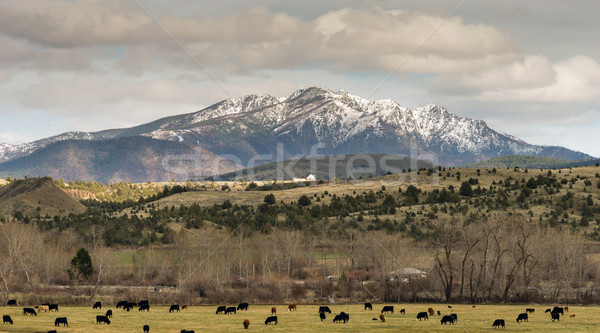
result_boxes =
[0,87,593,182]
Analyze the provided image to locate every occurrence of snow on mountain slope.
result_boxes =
[0,87,592,167]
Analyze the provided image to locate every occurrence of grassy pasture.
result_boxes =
[1,303,598,333]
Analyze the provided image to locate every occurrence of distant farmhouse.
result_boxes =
[293,174,316,182]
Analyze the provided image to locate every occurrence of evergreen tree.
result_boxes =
[68,248,93,284]
[459,181,473,196]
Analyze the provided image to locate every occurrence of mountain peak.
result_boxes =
[0,87,593,178]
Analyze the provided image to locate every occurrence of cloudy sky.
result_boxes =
[1,0,598,156]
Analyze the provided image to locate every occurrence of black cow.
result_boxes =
[492,319,505,329]
[516,313,528,323]
[451,313,458,322]
[437,310,441,316]
[180,330,195,333]
[265,316,278,325]
[225,306,236,314]
[552,307,564,316]
[216,306,226,314]
[169,305,180,313]
[526,308,535,313]
[105,309,112,318]
[138,300,149,307]
[93,302,102,310]
[116,300,128,308]
[381,306,394,314]
[417,312,428,321]
[48,331,57,333]
[319,306,331,314]
[545,308,552,313]
[124,302,136,311]
[49,304,59,312]
[7,300,16,306]
[320,312,326,321]
[551,312,560,322]
[143,324,150,332]
[237,302,249,311]
[3,315,13,325]
[364,302,372,310]
[139,304,150,312]
[333,312,349,323]
[400,309,406,314]
[96,315,111,324]
[441,315,454,325]
[23,308,37,316]
[54,317,68,327]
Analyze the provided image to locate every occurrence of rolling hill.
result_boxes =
[0,177,86,217]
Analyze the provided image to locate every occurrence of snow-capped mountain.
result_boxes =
[0,87,592,174]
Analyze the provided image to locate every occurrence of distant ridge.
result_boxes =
[463,155,600,169]
[0,177,86,217]
[211,154,436,181]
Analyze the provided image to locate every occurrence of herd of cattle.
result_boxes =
[2,298,572,331]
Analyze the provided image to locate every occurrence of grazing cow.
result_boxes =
[428,308,435,316]
[48,331,57,333]
[237,303,248,311]
[49,304,59,312]
[96,315,111,324]
[138,300,149,307]
[319,306,331,314]
[437,311,441,316]
[448,305,453,308]
[3,315,13,325]
[93,302,102,310]
[7,300,17,306]
[545,308,552,313]
[441,315,454,325]
[516,313,528,323]
[139,304,150,312]
[288,303,297,311]
[23,308,37,316]
[143,324,150,333]
[564,306,569,312]
[271,307,277,315]
[38,305,49,312]
[319,312,326,321]
[124,303,136,312]
[551,312,560,322]
[526,308,535,313]
[54,317,68,327]
[243,319,250,329]
[570,314,575,318]
[105,310,112,318]
[265,316,278,325]
[381,306,394,314]
[180,330,195,333]
[181,305,187,310]
[169,305,180,313]
[216,306,226,314]
[400,309,406,314]
[333,312,349,323]
[417,312,428,321]
[492,319,505,329]
[116,300,127,308]
[364,302,372,310]
[379,313,385,322]
[225,306,237,314]
[552,307,564,316]
[451,313,458,322]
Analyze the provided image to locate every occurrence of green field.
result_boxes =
[1,304,597,332]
